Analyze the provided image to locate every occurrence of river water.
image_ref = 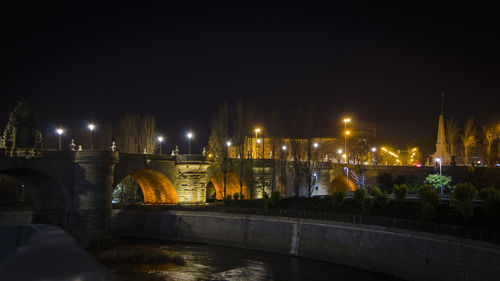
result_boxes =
[96,239,400,281]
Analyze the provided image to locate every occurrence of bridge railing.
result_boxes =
[113,203,500,244]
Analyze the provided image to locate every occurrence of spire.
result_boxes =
[432,93,450,164]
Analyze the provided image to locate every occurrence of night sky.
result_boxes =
[2,2,499,153]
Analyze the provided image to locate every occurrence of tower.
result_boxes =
[431,93,450,164]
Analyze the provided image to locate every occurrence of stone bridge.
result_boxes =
[1,151,498,242]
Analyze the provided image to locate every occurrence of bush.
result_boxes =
[393,184,408,202]
[418,184,441,220]
[424,173,453,193]
[377,173,394,193]
[406,175,420,194]
[223,194,232,205]
[451,183,477,219]
[331,190,346,210]
[233,192,240,200]
[353,188,367,206]
[369,186,381,197]
[265,191,281,209]
[240,193,245,200]
[361,197,373,214]
[480,187,500,220]
[374,190,390,208]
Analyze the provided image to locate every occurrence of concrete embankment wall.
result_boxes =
[111,209,500,281]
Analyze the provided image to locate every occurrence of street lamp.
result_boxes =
[226,141,232,147]
[56,128,64,151]
[88,123,95,150]
[157,136,164,154]
[436,158,443,195]
[371,147,377,165]
[187,132,193,155]
[313,173,318,196]
[255,128,261,159]
[343,118,351,164]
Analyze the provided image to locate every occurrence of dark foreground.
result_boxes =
[93,238,401,281]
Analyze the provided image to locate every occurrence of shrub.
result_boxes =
[233,192,240,200]
[240,193,245,200]
[361,197,373,214]
[424,173,453,193]
[353,188,367,206]
[480,187,500,220]
[406,175,420,194]
[376,173,394,193]
[374,190,390,208]
[418,184,441,220]
[451,183,477,219]
[265,191,281,209]
[393,184,408,202]
[223,194,232,205]
[369,186,381,197]
[331,190,346,210]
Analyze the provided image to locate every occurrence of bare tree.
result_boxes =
[446,118,459,155]
[115,113,157,154]
[483,125,497,166]
[461,118,477,166]
[232,101,253,197]
[208,103,229,197]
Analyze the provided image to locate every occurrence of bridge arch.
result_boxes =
[208,172,249,200]
[0,168,71,225]
[115,169,177,204]
[330,175,356,193]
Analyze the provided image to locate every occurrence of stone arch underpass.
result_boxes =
[115,169,178,204]
[0,168,71,225]
[207,172,249,200]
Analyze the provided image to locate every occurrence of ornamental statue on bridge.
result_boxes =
[0,99,43,158]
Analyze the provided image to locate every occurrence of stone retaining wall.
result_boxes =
[111,209,500,281]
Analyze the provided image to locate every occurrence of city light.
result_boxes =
[345,130,350,135]
[187,132,193,155]
[157,136,164,154]
[337,149,343,154]
[371,147,376,152]
[343,118,351,123]
[88,123,95,150]
[256,138,261,144]
[226,141,232,147]
[56,128,64,151]
[313,142,319,148]
[282,145,287,151]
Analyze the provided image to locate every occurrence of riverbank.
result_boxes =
[112,209,500,281]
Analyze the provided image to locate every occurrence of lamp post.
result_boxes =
[337,149,343,164]
[343,118,351,164]
[157,136,164,154]
[56,128,64,151]
[371,147,377,165]
[88,124,95,150]
[313,173,318,196]
[436,158,443,195]
[187,132,193,155]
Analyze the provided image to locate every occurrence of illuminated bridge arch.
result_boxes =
[208,172,249,200]
[330,175,356,193]
[116,169,177,204]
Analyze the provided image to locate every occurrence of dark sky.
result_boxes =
[2,2,499,152]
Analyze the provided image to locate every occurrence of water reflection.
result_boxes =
[97,239,400,281]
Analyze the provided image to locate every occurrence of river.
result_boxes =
[95,238,401,281]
